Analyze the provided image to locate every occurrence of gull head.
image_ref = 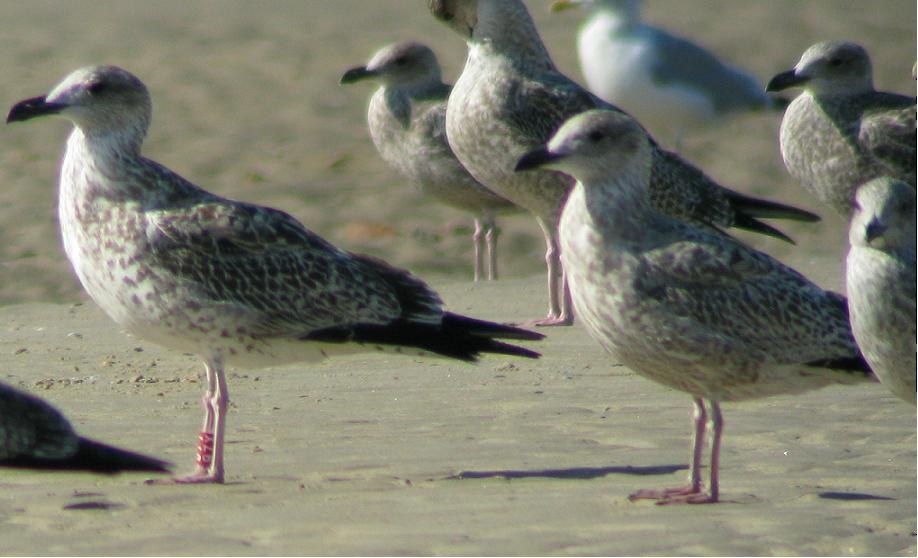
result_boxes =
[341,41,442,89]
[766,41,873,96]
[515,109,650,184]
[850,177,916,254]
[8,65,151,139]
[429,0,478,38]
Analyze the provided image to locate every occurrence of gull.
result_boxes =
[551,0,781,150]
[1,381,171,473]
[340,41,520,281]
[7,65,544,484]
[515,108,872,504]
[767,40,916,216]
[846,177,916,404]
[429,0,819,326]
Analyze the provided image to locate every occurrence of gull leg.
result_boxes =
[630,397,715,503]
[149,356,227,484]
[472,218,485,282]
[525,220,572,326]
[483,214,499,281]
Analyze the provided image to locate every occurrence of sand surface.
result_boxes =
[0,0,915,555]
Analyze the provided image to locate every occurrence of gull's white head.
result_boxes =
[850,177,916,256]
[767,41,873,96]
[8,65,151,143]
[340,41,442,89]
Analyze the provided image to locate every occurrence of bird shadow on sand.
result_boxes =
[446,464,688,481]
[818,491,895,501]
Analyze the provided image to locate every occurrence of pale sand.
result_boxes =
[0,1,915,555]
[0,276,914,556]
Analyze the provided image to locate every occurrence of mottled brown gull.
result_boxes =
[550,0,782,150]
[846,177,916,404]
[515,109,872,504]
[429,0,819,326]
[6,65,544,484]
[0,381,171,473]
[341,41,520,281]
[767,41,917,215]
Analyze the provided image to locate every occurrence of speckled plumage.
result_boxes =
[768,41,917,215]
[552,0,777,149]
[516,109,871,504]
[7,65,543,483]
[0,382,171,472]
[429,0,819,325]
[341,41,519,281]
[846,177,916,404]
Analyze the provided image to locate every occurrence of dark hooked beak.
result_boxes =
[864,217,887,243]
[514,147,564,172]
[765,69,808,93]
[340,66,376,85]
[7,95,65,124]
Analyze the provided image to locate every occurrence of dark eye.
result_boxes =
[394,56,408,66]
[88,81,109,95]
[587,131,603,143]
[827,57,844,68]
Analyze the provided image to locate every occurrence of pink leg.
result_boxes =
[472,218,485,282]
[149,357,228,485]
[523,220,573,327]
[630,397,721,504]
[483,215,499,281]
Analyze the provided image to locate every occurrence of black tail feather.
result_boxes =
[731,213,796,244]
[806,353,875,379]
[304,312,543,362]
[0,438,172,474]
[728,191,822,223]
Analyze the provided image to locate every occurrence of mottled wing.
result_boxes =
[859,98,917,185]
[0,383,78,460]
[147,201,411,337]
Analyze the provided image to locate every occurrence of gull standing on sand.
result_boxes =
[429,0,819,326]
[0,382,171,473]
[550,0,781,150]
[7,65,544,484]
[340,41,520,281]
[767,41,916,216]
[846,177,916,404]
[515,109,873,504]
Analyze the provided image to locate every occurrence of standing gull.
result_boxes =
[340,41,520,281]
[515,109,872,504]
[550,0,781,150]
[1,381,171,473]
[846,177,916,404]
[7,65,544,484]
[429,0,819,326]
[767,41,916,215]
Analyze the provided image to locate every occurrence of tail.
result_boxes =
[304,312,544,362]
[805,353,876,381]
[726,190,822,244]
[1,438,172,474]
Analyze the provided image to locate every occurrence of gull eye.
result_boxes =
[587,131,603,143]
[88,81,109,95]
[394,56,409,66]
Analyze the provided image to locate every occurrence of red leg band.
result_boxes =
[196,431,215,468]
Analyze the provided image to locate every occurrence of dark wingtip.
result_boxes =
[0,438,172,474]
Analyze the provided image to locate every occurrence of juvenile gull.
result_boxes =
[7,65,544,484]
[515,109,872,504]
[340,41,520,281]
[429,0,819,326]
[551,0,781,149]
[0,381,171,473]
[767,41,917,215]
[846,177,916,404]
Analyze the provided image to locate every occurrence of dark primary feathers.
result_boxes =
[0,382,171,473]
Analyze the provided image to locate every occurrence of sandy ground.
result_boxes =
[0,0,915,556]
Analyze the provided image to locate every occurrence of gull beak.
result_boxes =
[864,217,887,243]
[515,148,564,172]
[340,66,376,85]
[765,69,809,93]
[7,95,66,123]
